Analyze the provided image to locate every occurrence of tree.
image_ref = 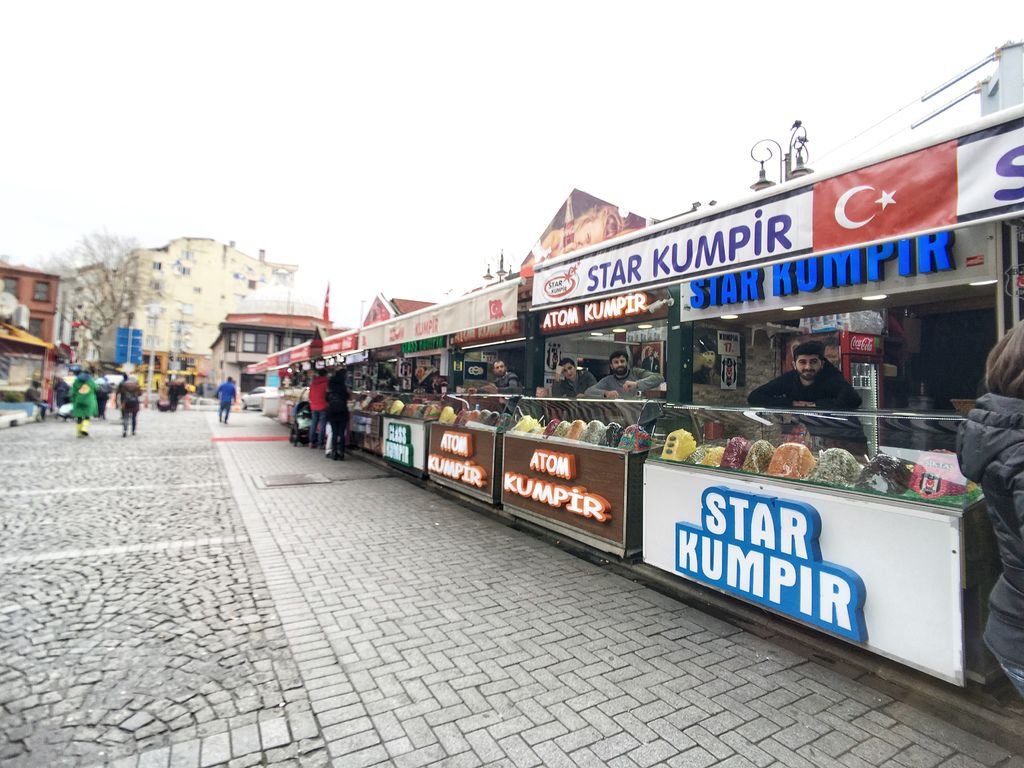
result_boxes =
[47,231,149,364]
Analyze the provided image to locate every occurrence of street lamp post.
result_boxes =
[482,250,508,283]
[749,120,814,191]
[274,268,294,349]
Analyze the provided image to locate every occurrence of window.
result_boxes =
[274,333,284,351]
[181,249,194,261]
[180,303,194,315]
[152,262,162,271]
[33,281,50,302]
[193,286,202,294]
[242,332,269,354]
[28,318,43,338]
[175,263,191,276]
[3,277,17,295]
[150,279,165,292]
[227,332,237,352]
[248,280,257,290]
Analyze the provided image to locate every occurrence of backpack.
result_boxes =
[123,389,140,408]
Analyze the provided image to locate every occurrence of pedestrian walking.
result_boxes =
[70,369,98,437]
[24,379,48,420]
[216,377,237,424]
[168,378,186,412]
[957,323,1024,699]
[53,376,70,417]
[95,376,112,419]
[325,368,349,460]
[116,375,142,437]
[308,368,329,449]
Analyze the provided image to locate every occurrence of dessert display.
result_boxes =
[438,405,457,424]
[388,399,405,416]
[512,415,542,433]
[719,437,751,469]
[542,418,562,437]
[807,448,863,487]
[855,453,912,494]
[603,422,624,447]
[553,421,572,438]
[582,419,608,445]
[908,450,968,499]
[766,442,817,479]
[661,429,697,462]
[740,440,776,474]
[698,446,725,467]
[566,419,588,440]
[617,425,652,451]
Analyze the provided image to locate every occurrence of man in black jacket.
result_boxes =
[747,341,862,410]
[748,340,865,452]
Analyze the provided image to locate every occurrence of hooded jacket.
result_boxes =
[70,371,98,419]
[957,392,1024,667]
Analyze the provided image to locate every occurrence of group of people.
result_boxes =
[306,368,351,460]
[548,351,665,399]
[38,369,143,438]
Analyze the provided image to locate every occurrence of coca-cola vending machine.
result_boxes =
[840,331,884,411]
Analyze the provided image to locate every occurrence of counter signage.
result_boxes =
[504,447,611,521]
[540,292,652,332]
[676,485,867,642]
[689,231,954,310]
[450,320,522,346]
[384,421,414,467]
[427,430,488,488]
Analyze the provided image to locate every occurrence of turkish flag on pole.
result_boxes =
[322,283,330,323]
[812,140,958,252]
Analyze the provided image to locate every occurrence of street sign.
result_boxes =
[115,327,144,364]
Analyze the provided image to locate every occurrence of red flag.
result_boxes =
[322,284,330,323]
[812,141,958,252]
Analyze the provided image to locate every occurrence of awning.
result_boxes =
[0,322,53,350]
[359,280,519,351]
[531,104,1024,308]
[322,330,360,355]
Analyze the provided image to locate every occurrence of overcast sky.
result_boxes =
[1,2,1019,328]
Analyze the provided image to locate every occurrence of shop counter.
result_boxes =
[350,410,385,455]
[641,403,999,687]
[498,397,663,559]
[425,395,516,504]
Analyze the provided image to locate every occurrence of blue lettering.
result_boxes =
[586,265,601,292]
[767,215,792,253]
[690,280,710,309]
[823,249,862,287]
[866,242,896,282]
[897,238,915,277]
[627,254,641,283]
[917,231,954,273]
[720,274,739,305]
[674,486,867,643]
[728,225,751,262]
[995,144,1024,202]
[672,242,692,273]
[610,259,628,287]
[772,262,796,297]
[753,210,764,256]
[796,257,823,293]
[652,245,671,277]
[740,269,765,302]
[696,232,727,269]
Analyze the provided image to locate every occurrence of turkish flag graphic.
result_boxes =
[812,140,958,252]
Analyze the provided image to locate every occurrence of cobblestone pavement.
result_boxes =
[2,410,1023,767]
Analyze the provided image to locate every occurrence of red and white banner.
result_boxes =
[359,280,519,351]
[531,107,1024,308]
[811,142,958,252]
[322,330,359,355]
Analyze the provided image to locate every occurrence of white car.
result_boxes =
[240,386,278,410]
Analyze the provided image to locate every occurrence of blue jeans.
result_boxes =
[309,409,327,446]
[1000,660,1024,699]
[219,400,232,422]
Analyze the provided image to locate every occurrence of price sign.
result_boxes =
[717,331,740,356]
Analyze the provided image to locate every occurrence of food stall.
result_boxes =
[641,403,998,687]
[426,394,515,504]
[381,397,443,478]
[350,392,396,456]
[499,397,663,558]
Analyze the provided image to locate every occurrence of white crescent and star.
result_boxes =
[834,185,897,229]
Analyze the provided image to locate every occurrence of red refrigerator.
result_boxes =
[839,331,885,411]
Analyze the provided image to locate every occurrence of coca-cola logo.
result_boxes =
[849,335,875,353]
[543,265,578,299]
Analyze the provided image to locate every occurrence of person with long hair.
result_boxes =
[957,323,1024,699]
[325,368,350,461]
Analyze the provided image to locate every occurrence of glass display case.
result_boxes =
[497,397,666,558]
[641,403,998,687]
[427,395,519,503]
[646,404,982,509]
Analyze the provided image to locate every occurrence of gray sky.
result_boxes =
[1,2,1018,328]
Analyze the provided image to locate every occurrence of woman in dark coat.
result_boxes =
[957,323,1024,699]
[326,368,350,461]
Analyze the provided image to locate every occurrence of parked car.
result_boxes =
[240,386,278,410]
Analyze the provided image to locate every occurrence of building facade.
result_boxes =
[127,238,298,387]
[0,259,61,342]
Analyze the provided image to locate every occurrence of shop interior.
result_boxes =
[541,320,669,393]
[690,281,998,412]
